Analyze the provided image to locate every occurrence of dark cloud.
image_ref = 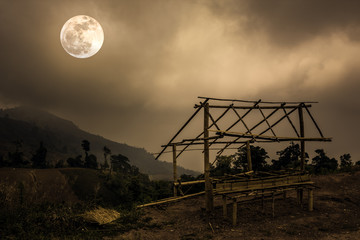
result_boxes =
[0,0,359,170]
[209,0,360,47]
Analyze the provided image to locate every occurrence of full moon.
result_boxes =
[60,15,104,58]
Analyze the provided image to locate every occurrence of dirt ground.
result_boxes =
[113,171,360,240]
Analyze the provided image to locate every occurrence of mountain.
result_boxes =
[0,107,198,179]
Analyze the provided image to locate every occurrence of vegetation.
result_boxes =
[0,163,172,239]
[0,120,358,239]
[209,142,356,176]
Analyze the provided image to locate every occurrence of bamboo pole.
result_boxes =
[217,105,283,154]
[262,190,265,212]
[176,105,232,158]
[299,104,306,171]
[204,102,213,212]
[194,104,313,109]
[137,191,205,208]
[272,192,275,218]
[155,98,209,160]
[246,141,252,171]
[232,199,237,226]
[222,195,227,217]
[282,106,300,137]
[308,188,314,211]
[304,105,324,138]
[197,96,317,104]
[299,104,305,204]
[172,144,177,197]
[213,130,331,142]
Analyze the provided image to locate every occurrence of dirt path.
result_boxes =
[114,172,360,240]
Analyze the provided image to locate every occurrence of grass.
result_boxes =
[0,202,152,239]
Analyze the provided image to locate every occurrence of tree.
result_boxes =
[234,145,269,172]
[81,140,90,158]
[111,154,131,173]
[102,146,111,170]
[272,142,308,170]
[31,141,47,168]
[0,154,6,167]
[55,159,65,168]
[312,149,338,174]
[8,140,28,167]
[211,155,235,176]
[84,154,98,169]
[81,140,98,169]
[67,155,83,167]
[340,153,352,169]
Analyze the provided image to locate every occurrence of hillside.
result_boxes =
[0,107,198,179]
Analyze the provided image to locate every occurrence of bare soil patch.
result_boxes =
[114,171,360,240]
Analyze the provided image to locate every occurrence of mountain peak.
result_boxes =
[0,106,78,132]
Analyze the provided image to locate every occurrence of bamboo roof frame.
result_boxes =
[155,96,331,161]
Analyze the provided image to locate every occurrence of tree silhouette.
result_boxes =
[67,155,83,167]
[31,141,47,168]
[340,153,352,171]
[85,154,98,169]
[81,140,98,169]
[0,154,6,167]
[111,154,131,173]
[102,146,111,170]
[234,145,269,171]
[81,140,90,158]
[211,155,234,176]
[340,154,352,167]
[8,140,28,167]
[312,149,338,174]
[272,142,308,170]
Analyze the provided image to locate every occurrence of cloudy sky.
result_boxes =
[0,0,359,171]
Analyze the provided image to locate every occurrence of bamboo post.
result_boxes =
[222,195,227,217]
[298,104,305,203]
[299,104,305,171]
[272,192,275,218]
[172,144,177,197]
[246,141,252,171]
[297,189,301,205]
[232,198,237,226]
[308,188,314,211]
[262,190,265,212]
[204,102,213,212]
